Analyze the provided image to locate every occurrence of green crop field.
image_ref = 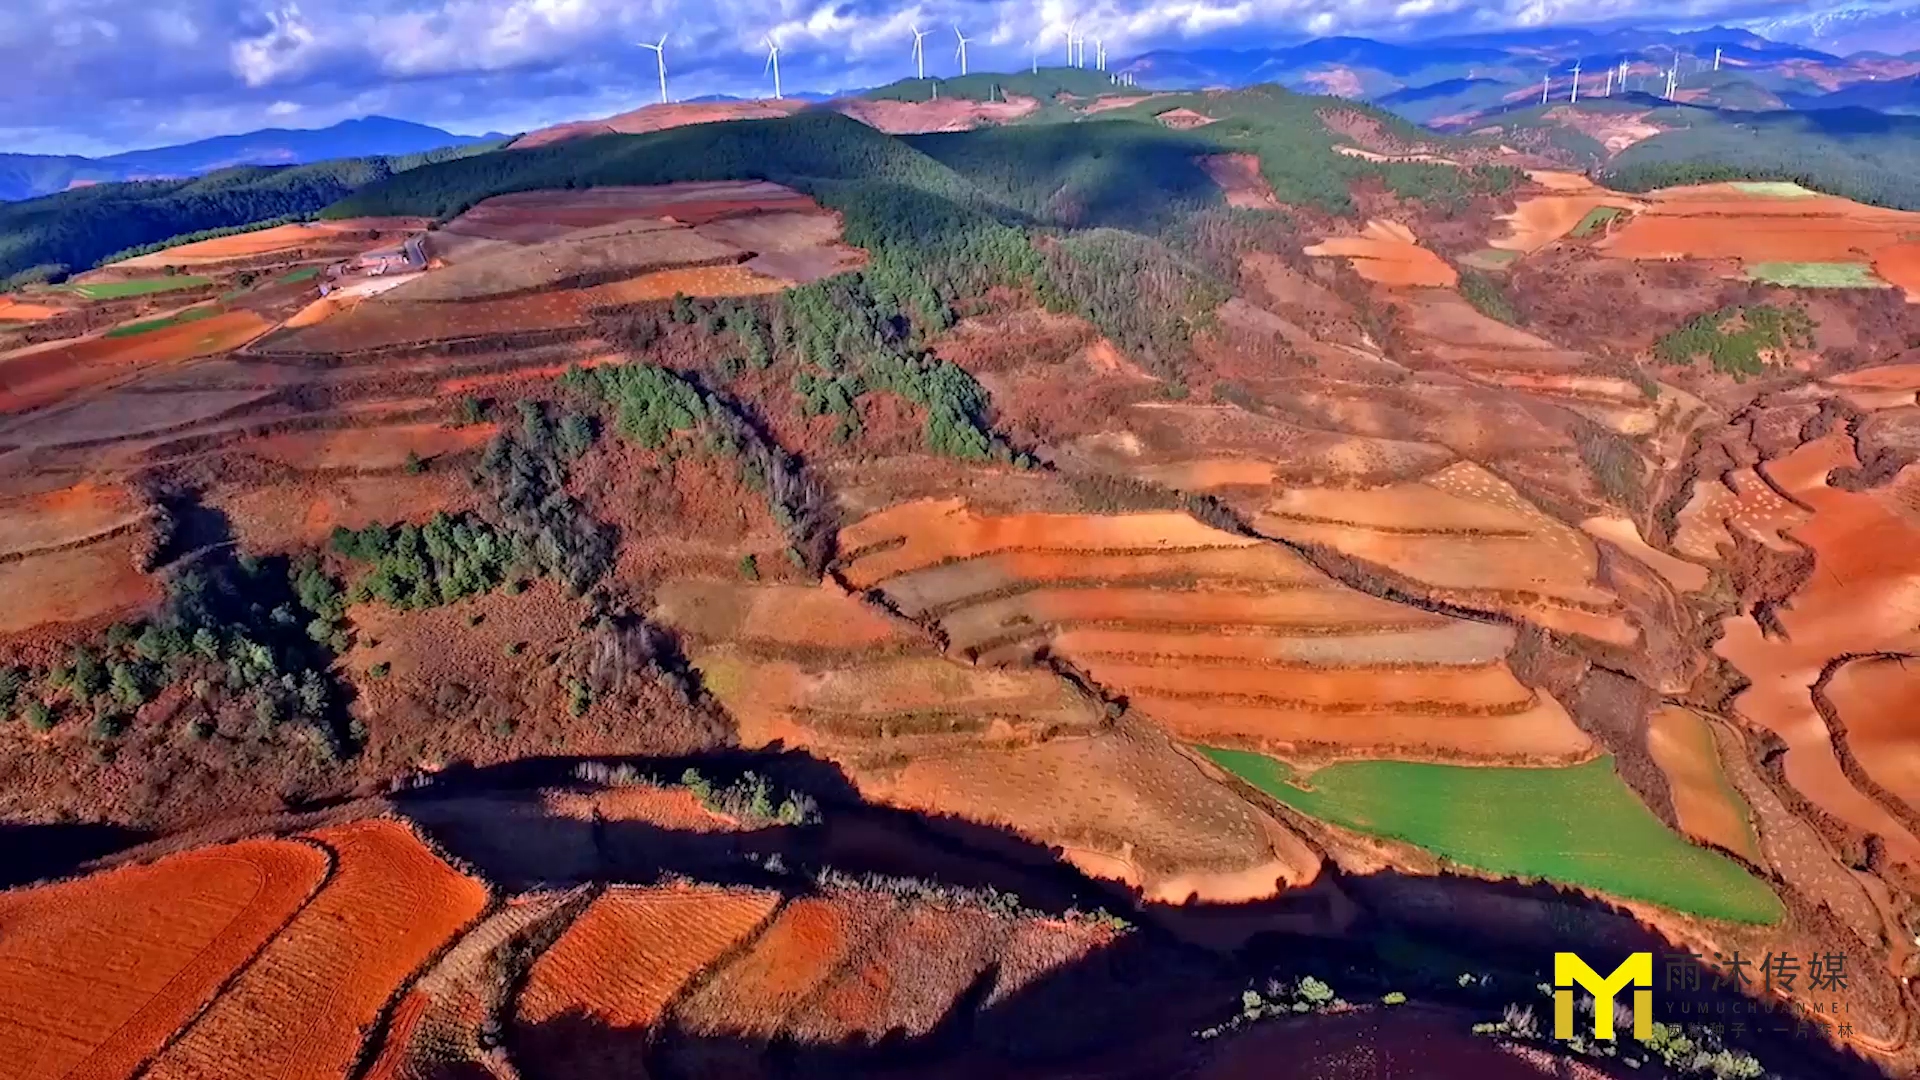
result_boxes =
[104,304,221,339]
[277,266,322,285]
[69,275,212,300]
[1730,181,1819,198]
[1569,206,1625,237]
[1744,261,1891,288]
[1199,748,1783,924]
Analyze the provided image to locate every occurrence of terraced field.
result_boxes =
[1201,749,1784,924]
[838,498,1592,764]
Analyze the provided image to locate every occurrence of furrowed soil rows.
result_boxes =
[785,905,1001,1045]
[652,579,912,649]
[1304,220,1458,288]
[1646,706,1762,862]
[1142,695,1591,762]
[664,895,870,1073]
[146,818,488,1080]
[111,219,423,269]
[1203,749,1784,923]
[864,726,1321,902]
[364,891,579,1080]
[513,884,779,1079]
[0,838,329,1080]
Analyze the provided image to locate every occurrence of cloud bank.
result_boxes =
[0,0,1824,154]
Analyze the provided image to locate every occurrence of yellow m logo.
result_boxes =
[1554,952,1652,1040]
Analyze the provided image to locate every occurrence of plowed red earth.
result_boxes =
[110,218,424,269]
[514,885,779,1077]
[513,102,807,148]
[0,838,329,1080]
[0,534,164,634]
[1599,183,1920,265]
[0,311,270,413]
[1824,656,1920,806]
[1305,220,1457,287]
[145,819,488,1080]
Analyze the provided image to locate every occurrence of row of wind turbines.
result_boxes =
[1538,46,1726,106]
[632,19,1137,108]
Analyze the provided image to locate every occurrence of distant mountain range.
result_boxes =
[0,117,503,202]
[1744,3,1920,58]
[1117,25,1920,127]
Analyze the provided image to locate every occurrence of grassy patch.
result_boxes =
[1199,748,1783,924]
[1743,261,1890,288]
[70,276,211,300]
[103,305,221,338]
[1730,181,1819,198]
[1459,248,1519,271]
[1458,271,1517,324]
[277,265,322,285]
[1569,206,1624,238]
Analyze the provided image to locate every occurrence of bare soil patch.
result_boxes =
[245,422,499,471]
[1646,706,1762,861]
[834,95,1040,134]
[0,311,270,414]
[512,101,808,148]
[0,534,162,636]
[1199,154,1281,209]
[1824,656,1920,807]
[1305,220,1457,288]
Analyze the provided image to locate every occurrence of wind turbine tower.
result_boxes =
[911,26,929,79]
[764,36,783,101]
[1067,21,1078,66]
[1714,47,1723,71]
[639,35,668,105]
[1541,72,1550,105]
[1570,59,1581,104]
[954,26,971,77]
[1666,51,1680,98]
[1603,63,1613,97]
[1096,38,1106,72]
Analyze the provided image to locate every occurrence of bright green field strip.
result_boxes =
[71,276,212,300]
[277,266,322,284]
[104,305,220,339]
[1569,206,1624,237]
[1744,261,1890,288]
[1199,748,1784,925]
[1730,181,1819,198]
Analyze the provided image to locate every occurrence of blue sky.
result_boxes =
[0,0,1858,155]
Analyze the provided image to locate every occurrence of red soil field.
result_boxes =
[217,471,480,550]
[0,479,144,558]
[787,905,999,1044]
[1199,154,1281,209]
[1878,242,1920,302]
[0,296,62,322]
[651,579,911,649]
[444,183,816,237]
[1305,220,1458,287]
[1598,184,1920,263]
[669,895,866,1050]
[245,422,499,471]
[0,534,164,635]
[0,311,270,414]
[1824,656,1920,807]
[512,101,807,148]
[1076,658,1538,712]
[145,818,488,1080]
[264,291,598,354]
[595,264,793,302]
[875,544,1325,617]
[834,96,1041,134]
[1140,694,1591,762]
[111,218,423,268]
[436,354,617,396]
[1491,193,1641,254]
[838,498,1262,588]
[864,728,1320,901]
[1645,706,1761,861]
[1717,434,1920,866]
[541,784,742,832]
[0,838,329,1080]
[514,884,779,1077]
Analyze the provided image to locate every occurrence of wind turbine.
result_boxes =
[639,35,668,105]
[1066,20,1078,66]
[1666,50,1680,98]
[954,26,971,77]
[1714,46,1723,72]
[1569,59,1581,104]
[911,25,929,79]
[764,36,783,101]
[1541,71,1550,105]
[1603,63,1613,97]
[1096,38,1106,72]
